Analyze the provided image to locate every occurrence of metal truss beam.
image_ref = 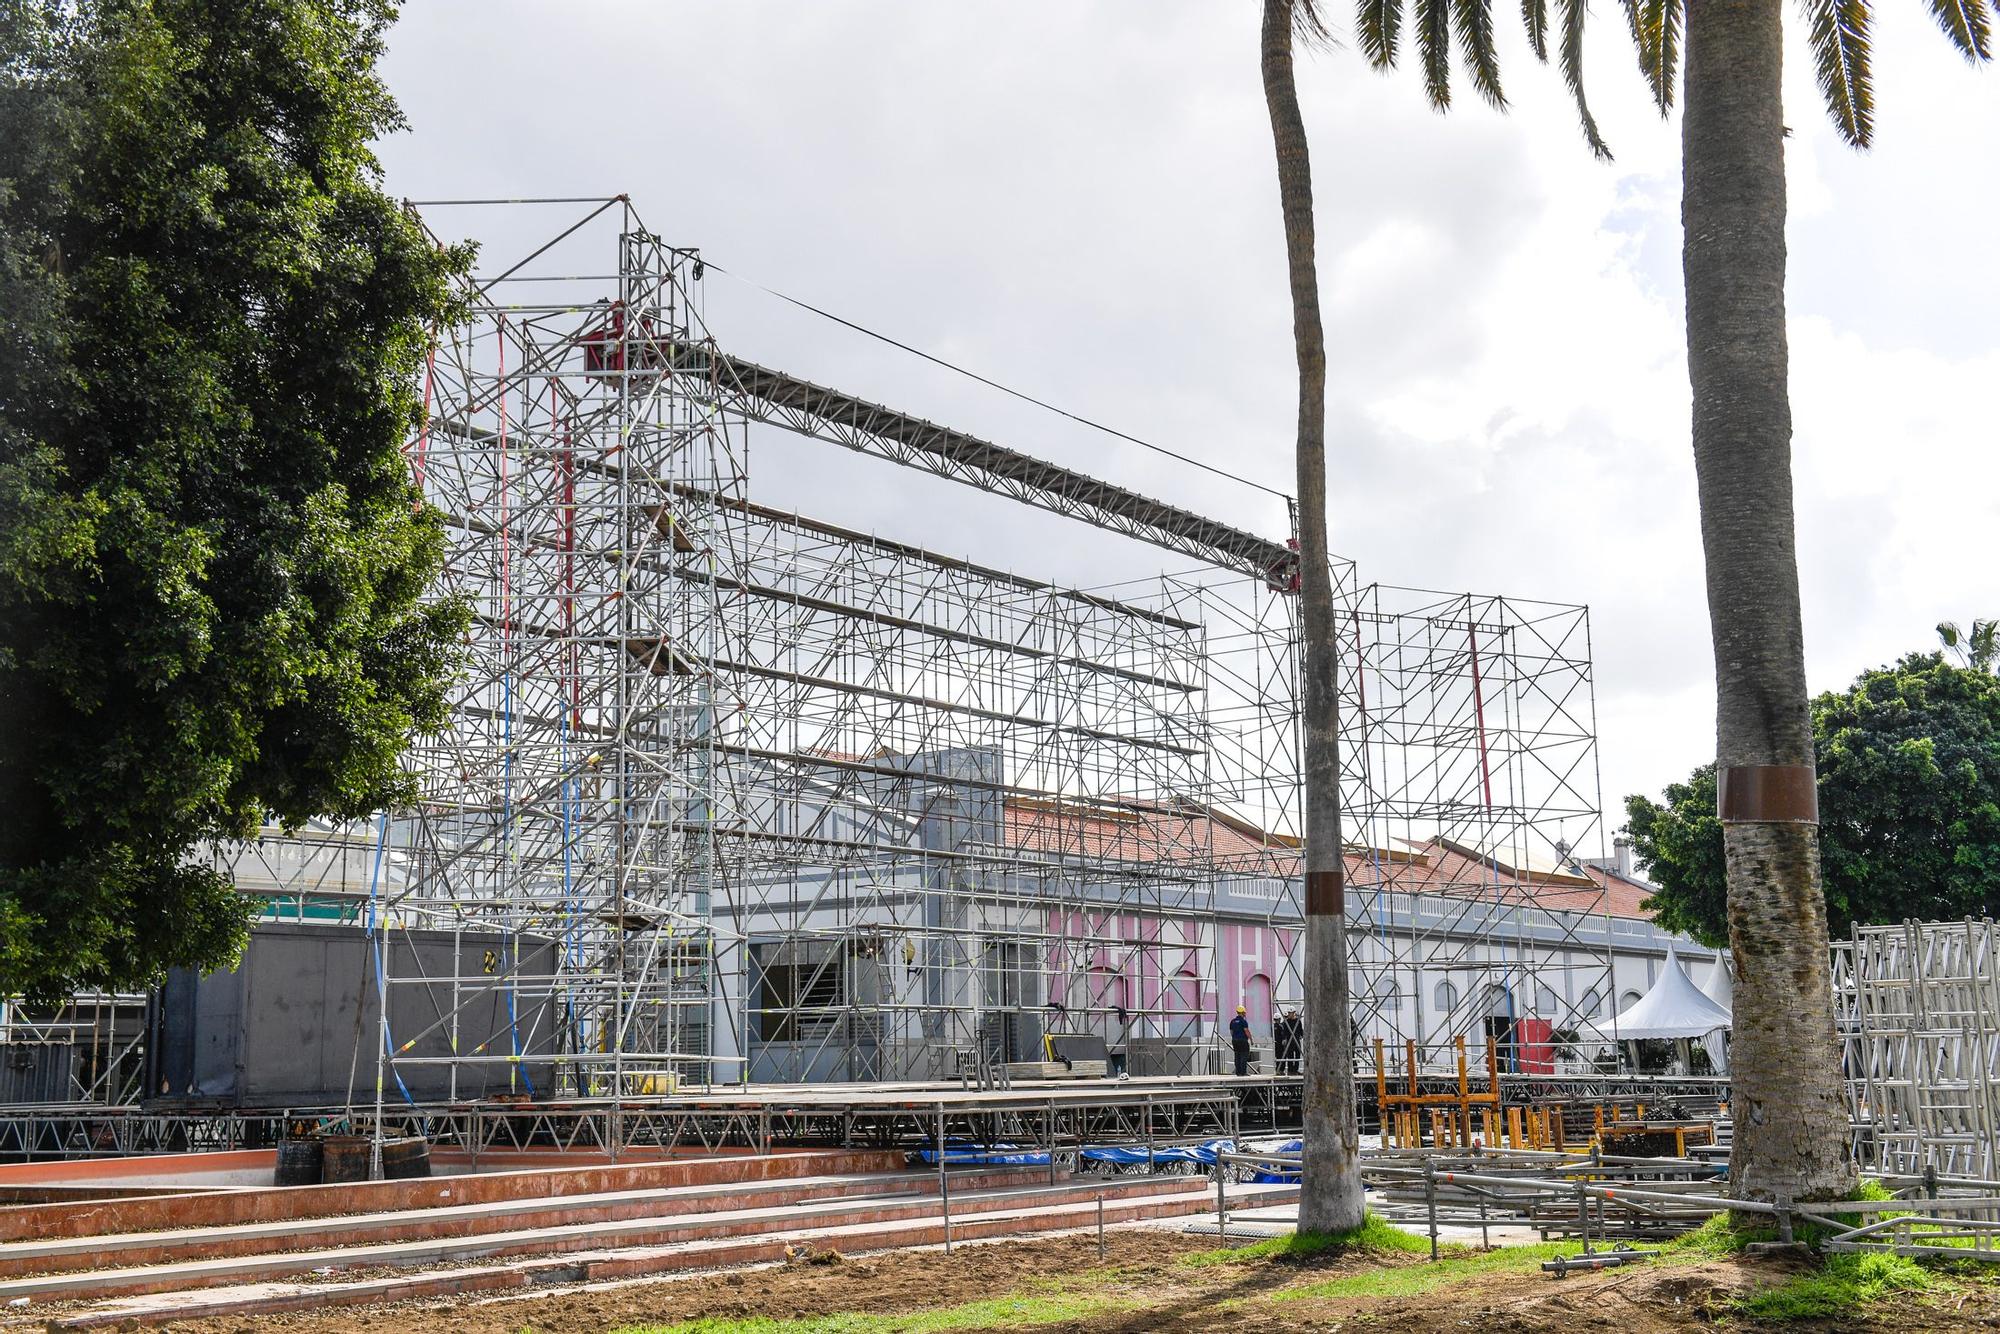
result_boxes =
[678,348,1295,581]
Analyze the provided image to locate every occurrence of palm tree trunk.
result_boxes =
[1682,0,1856,1203]
[1260,0,1364,1234]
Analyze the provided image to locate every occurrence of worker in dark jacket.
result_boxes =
[1275,1008,1302,1076]
[1229,1005,1252,1076]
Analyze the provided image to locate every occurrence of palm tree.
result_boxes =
[1939,620,1998,672]
[1260,0,1365,1235]
[1260,0,1520,1237]
[1607,0,1991,1206]
[1651,0,1859,1205]
[1355,0,1991,1203]
[1272,0,1992,1214]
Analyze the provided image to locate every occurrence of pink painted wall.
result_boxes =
[1038,910,1303,1039]
[1044,909,1216,1032]
[1215,921,1298,1035]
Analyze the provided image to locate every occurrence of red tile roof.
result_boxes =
[998,799,1658,921]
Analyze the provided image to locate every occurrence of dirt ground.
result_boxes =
[156,1230,2000,1334]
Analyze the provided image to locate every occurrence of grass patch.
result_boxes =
[1738,1251,1946,1321]
[1664,1210,1759,1259]
[1662,1178,1914,1259]
[1180,1211,1434,1267]
[614,1292,1130,1334]
[1854,1176,1900,1203]
[1270,1240,1582,1303]
[1662,1181,1965,1322]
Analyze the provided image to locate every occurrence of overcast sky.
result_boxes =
[373,3,2000,836]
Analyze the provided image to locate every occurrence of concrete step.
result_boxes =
[0,1173,1208,1303]
[0,1146,908,1244]
[42,1180,1301,1329]
[0,1165,1052,1277]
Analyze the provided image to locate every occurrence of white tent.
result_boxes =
[1578,947,1732,1074]
[1598,945,1732,1040]
[1698,955,1733,1073]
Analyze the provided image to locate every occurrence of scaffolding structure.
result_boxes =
[176,197,1618,1109]
[1837,919,2000,1178]
[1340,588,1617,1074]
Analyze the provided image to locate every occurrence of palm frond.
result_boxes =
[1619,0,1681,112]
[1292,0,1339,48]
[1555,0,1612,158]
[1925,0,1994,61]
[1453,0,1509,105]
[1356,0,1402,66]
[1523,0,1551,59]
[1804,0,1873,147]
[1642,0,1683,112]
[1416,0,1455,107]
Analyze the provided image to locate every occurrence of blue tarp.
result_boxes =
[914,1141,1052,1166]
[1249,1139,1303,1182]
[916,1136,1238,1168]
[1081,1137,1235,1167]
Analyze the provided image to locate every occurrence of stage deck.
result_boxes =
[0,1070,1724,1163]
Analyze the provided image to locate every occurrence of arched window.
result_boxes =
[1245,972,1273,1029]
[1619,989,1643,1012]
[1434,980,1459,1014]
[1381,980,1402,1012]
[1086,966,1127,1013]
[1579,988,1602,1020]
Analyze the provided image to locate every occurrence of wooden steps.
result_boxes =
[0,1166,1047,1278]
[0,1146,906,1243]
[38,1177,1295,1329]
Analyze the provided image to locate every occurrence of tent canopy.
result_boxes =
[1598,947,1731,1040]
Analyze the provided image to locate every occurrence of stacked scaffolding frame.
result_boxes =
[1837,919,2000,1177]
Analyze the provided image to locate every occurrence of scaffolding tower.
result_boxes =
[190,197,1615,1105]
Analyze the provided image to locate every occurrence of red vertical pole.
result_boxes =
[497,319,510,650]
[553,381,578,734]
[411,342,437,496]
[1468,619,1495,811]
[1351,608,1367,722]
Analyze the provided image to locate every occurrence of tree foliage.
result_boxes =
[1939,619,1997,672]
[1330,0,1994,157]
[1627,654,2000,947]
[1612,0,1991,148]
[0,0,469,1000]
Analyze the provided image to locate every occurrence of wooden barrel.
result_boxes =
[319,1135,372,1184]
[379,1135,431,1180]
[273,1138,323,1187]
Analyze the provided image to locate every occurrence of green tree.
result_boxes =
[0,0,469,1000]
[1629,655,2000,949]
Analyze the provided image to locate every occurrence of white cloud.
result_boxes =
[372,0,2000,827]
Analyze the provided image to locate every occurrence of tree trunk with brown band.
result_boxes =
[1682,0,1855,1202]
[1260,0,1364,1233]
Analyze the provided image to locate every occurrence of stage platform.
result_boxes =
[0,1074,1301,1163]
[0,1070,1724,1163]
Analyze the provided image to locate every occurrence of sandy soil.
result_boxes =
[153,1229,2000,1333]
